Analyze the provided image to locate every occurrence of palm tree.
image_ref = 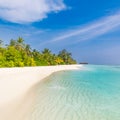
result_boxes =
[17,37,24,44]
[32,49,41,58]
[25,44,31,56]
[58,49,72,64]
[15,37,25,51]
[42,48,51,54]
[42,48,54,65]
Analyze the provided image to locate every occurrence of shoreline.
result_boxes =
[0,65,82,120]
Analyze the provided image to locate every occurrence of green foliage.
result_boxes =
[58,49,77,64]
[0,37,77,67]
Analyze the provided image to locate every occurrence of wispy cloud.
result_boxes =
[50,11,120,43]
[0,25,46,44]
[0,0,66,24]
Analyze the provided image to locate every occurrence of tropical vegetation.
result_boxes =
[0,37,77,67]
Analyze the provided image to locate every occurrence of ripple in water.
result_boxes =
[30,65,120,120]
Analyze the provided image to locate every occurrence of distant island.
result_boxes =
[0,37,77,67]
[79,62,88,64]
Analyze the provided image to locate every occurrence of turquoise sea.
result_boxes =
[31,65,120,120]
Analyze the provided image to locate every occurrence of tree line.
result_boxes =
[0,37,77,67]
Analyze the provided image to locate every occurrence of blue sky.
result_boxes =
[0,0,120,65]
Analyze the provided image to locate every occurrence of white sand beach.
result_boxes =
[0,65,82,120]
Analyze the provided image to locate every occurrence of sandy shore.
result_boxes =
[0,65,82,120]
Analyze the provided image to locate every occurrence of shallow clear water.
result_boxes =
[31,65,120,120]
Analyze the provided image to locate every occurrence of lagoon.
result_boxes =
[30,65,120,120]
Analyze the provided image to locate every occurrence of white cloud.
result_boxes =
[0,0,66,23]
[50,12,120,43]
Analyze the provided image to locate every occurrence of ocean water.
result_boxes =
[30,65,120,120]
